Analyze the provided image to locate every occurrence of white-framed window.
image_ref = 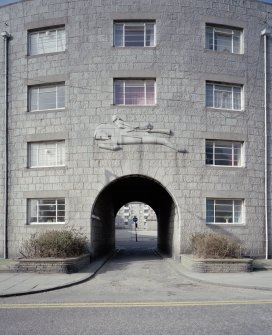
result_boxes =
[114,79,156,105]
[29,83,65,111]
[206,24,242,54]
[28,27,66,55]
[206,82,242,110]
[206,199,243,224]
[28,198,65,224]
[114,21,155,47]
[28,141,65,168]
[206,140,242,167]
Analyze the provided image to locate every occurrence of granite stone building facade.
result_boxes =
[0,0,272,259]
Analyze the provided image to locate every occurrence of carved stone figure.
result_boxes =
[94,115,186,152]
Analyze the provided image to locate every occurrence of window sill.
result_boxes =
[25,166,67,171]
[26,50,67,58]
[206,223,245,227]
[206,107,244,113]
[111,104,157,108]
[27,108,65,113]
[112,46,156,49]
[206,165,245,169]
[203,48,244,56]
[26,223,66,226]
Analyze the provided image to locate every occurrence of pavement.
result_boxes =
[1,228,272,297]
[0,254,113,297]
[1,255,272,297]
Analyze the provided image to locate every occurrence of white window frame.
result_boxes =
[28,27,66,56]
[113,21,156,47]
[28,141,65,168]
[114,79,156,106]
[206,199,244,224]
[206,82,243,110]
[206,140,243,167]
[206,24,242,54]
[29,83,65,112]
[27,198,65,224]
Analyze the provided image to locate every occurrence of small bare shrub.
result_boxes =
[20,229,88,258]
[191,232,241,259]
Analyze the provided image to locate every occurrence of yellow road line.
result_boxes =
[1,300,272,309]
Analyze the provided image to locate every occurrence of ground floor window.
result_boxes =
[206,199,243,224]
[28,198,65,224]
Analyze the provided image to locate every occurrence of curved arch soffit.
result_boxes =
[91,174,180,223]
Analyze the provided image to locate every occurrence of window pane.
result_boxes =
[146,24,155,46]
[29,27,65,55]
[28,199,65,224]
[214,31,232,52]
[233,32,241,53]
[29,141,65,167]
[114,22,155,47]
[233,144,241,166]
[214,85,232,109]
[114,80,124,104]
[30,88,39,111]
[114,24,124,47]
[125,80,145,105]
[206,25,242,54]
[206,26,214,50]
[57,85,65,108]
[28,200,38,223]
[114,79,155,105]
[215,200,233,223]
[206,200,214,222]
[38,30,56,54]
[29,33,39,55]
[57,29,66,51]
[207,199,243,224]
[30,84,65,111]
[207,83,242,110]
[38,86,57,110]
[206,141,242,167]
[57,141,65,165]
[206,144,213,165]
[206,84,213,107]
[146,80,155,104]
[233,87,241,110]
[125,24,144,46]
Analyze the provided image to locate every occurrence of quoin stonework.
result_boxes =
[0,0,272,259]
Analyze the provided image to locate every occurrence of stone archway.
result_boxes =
[91,175,179,258]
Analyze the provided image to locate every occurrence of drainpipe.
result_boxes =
[2,31,11,259]
[261,29,269,260]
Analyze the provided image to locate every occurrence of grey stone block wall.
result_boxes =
[0,0,271,258]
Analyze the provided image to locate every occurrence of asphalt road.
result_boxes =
[1,246,272,334]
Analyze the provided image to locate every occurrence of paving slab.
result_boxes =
[0,254,112,297]
[166,258,272,291]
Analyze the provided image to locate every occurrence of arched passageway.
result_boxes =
[91,175,179,258]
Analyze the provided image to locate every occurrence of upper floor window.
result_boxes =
[28,198,65,224]
[29,83,65,111]
[28,140,65,168]
[206,82,242,110]
[28,27,66,55]
[206,199,243,224]
[206,24,242,54]
[114,79,156,105]
[114,21,155,47]
[206,140,242,167]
